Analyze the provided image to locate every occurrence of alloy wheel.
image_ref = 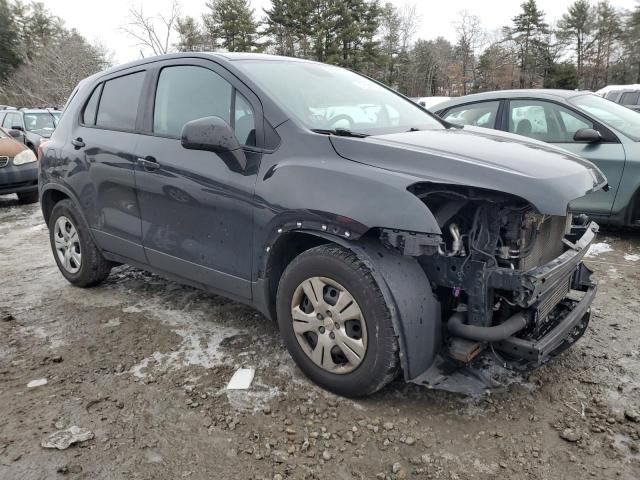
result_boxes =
[53,216,82,274]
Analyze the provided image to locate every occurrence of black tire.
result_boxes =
[48,199,112,287]
[276,244,399,397]
[17,191,39,204]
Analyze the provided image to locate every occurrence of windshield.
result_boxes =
[24,113,56,132]
[569,94,640,141]
[236,60,445,134]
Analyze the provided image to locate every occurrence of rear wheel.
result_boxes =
[17,191,38,204]
[276,244,399,397]
[49,199,112,287]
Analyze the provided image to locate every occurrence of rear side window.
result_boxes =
[96,71,145,130]
[605,91,620,101]
[82,84,103,125]
[620,91,640,106]
[443,101,500,129]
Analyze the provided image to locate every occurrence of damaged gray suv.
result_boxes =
[39,53,604,397]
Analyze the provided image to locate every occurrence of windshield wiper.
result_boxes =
[311,128,369,138]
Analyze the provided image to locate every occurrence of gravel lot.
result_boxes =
[1,197,639,480]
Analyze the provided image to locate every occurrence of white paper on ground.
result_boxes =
[226,368,255,390]
[27,378,48,388]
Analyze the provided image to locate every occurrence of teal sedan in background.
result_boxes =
[432,90,640,227]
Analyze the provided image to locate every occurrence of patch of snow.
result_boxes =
[586,242,613,258]
[226,368,255,390]
[624,253,640,262]
[27,378,48,388]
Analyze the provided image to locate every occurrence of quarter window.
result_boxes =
[82,84,103,125]
[96,71,145,130]
[153,65,256,146]
[508,100,594,143]
[443,101,500,129]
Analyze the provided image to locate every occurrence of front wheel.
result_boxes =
[276,244,399,397]
[48,199,112,287]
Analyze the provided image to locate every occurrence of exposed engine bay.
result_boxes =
[381,184,598,393]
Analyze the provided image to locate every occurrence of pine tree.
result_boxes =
[0,0,22,80]
[204,0,259,52]
[510,0,549,88]
[175,16,206,52]
[558,0,594,87]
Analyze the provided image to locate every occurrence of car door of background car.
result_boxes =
[70,69,147,263]
[505,99,626,217]
[133,59,262,300]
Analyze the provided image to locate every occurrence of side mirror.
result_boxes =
[181,116,246,171]
[8,129,22,138]
[11,125,24,132]
[573,128,601,143]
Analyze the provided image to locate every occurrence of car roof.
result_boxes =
[431,89,596,111]
[85,52,320,82]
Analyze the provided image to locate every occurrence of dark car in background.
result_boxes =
[0,126,39,203]
[432,90,640,227]
[40,53,604,397]
[0,108,61,154]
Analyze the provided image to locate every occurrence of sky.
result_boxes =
[41,0,639,64]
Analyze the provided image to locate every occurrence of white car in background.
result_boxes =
[410,96,452,109]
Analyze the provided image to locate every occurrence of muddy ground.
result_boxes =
[0,196,639,480]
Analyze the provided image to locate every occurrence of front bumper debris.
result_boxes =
[412,221,599,396]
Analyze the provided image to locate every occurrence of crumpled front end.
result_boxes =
[380,184,599,395]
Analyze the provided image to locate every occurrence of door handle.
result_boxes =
[137,156,160,171]
[71,137,85,148]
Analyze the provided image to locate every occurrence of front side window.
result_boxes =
[96,71,145,131]
[235,60,445,135]
[154,65,257,147]
[570,94,640,141]
[443,101,500,129]
[508,100,594,143]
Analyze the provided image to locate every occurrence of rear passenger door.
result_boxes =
[133,59,262,300]
[71,69,147,262]
[506,99,626,217]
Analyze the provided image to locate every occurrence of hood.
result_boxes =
[0,137,28,157]
[330,126,607,216]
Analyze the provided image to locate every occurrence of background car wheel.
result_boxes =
[17,191,39,204]
[276,244,399,397]
[48,199,112,287]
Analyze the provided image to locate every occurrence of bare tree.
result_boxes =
[399,3,420,52]
[0,31,110,106]
[122,1,181,57]
[453,11,486,94]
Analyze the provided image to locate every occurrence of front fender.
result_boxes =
[274,233,442,381]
